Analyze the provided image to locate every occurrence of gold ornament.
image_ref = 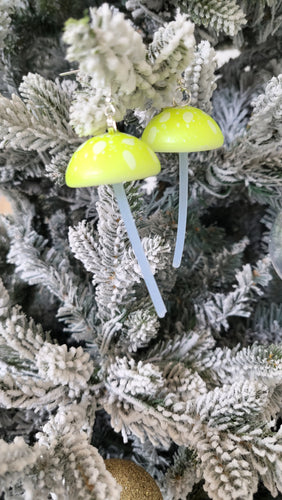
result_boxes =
[104,458,163,500]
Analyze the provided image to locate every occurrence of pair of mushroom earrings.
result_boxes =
[66,96,224,318]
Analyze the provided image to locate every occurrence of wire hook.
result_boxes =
[105,97,117,132]
[172,79,192,107]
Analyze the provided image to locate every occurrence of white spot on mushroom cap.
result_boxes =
[93,141,107,155]
[123,150,136,170]
[122,138,136,146]
[147,126,157,143]
[84,153,89,158]
[183,111,193,124]
[207,119,218,133]
[159,111,171,123]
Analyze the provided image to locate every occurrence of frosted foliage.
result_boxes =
[249,302,282,345]
[68,198,137,320]
[194,424,282,499]
[212,88,250,146]
[248,75,282,148]
[64,8,195,135]
[147,327,216,366]
[106,357,164,399]
[202,344,282,391]
[0,280,55,374]
[0,278,10,317]
[0,437,41,497]
[239,0,282,43]
[0,149,43,183]
[183,40,217,113]
[198,259,272,331]
[69,185,170,322]
[64,4,148,93]
[164,447,200,500]
[212,74,282,194]
[165,466,197,499]
[0,283,94,416]
[194,427,258,500]
[126,0,164,19]
[36,344,93,391]
[0,9,11,47]
[54,432,121,499]
[183,0,247,36]
[0,406,121,500]
[103,359,210,447]
[124,307,160,352]
[218,74,282,188]
[0,436,39,475]
[103,360,193,445]
[68,84,127,137]
[0,371,81,412]
[195,380,269,432]
[68,220,99,276]
[33,407,121,500]
[0,0,26,46]
[126,235,171,276]
[102,351,282,500]
[45,149,72,186]
[163,363,207,405]
[194,237,250,291]
[0,73,79,154]
[63,4,156,135]
[249,427,282,497]
[149,12,195,106]
[19,73,73,125]
[0,305,47,362]
[188,380,282,499]
[6,219,96,341]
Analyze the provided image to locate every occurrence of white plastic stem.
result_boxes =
[173,152,188,268]
[113,183,167,318]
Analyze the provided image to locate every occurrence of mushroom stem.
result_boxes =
[173,152,188,268]
[112,182,167,318]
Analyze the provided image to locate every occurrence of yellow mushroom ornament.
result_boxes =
[142,106,224,268]
[65,128,167,318]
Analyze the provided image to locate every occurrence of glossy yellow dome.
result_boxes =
[66,131,161,188]
[142,106,224,153]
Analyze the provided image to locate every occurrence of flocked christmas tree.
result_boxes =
[1,1,282,499]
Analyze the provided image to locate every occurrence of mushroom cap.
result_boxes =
[65,131,161,188]
[142,106,224,153]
